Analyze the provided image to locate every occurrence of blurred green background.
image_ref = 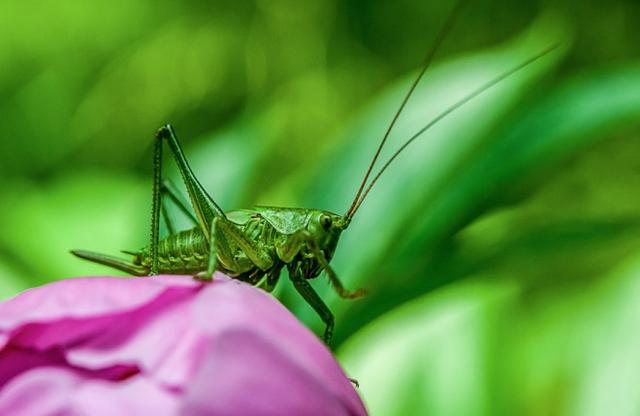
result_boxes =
[1,0,639,414]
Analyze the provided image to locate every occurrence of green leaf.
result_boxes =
[337,252,640,415]
[338,277,517,416]
[332,64,640,343]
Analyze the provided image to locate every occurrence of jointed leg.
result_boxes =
[279,230,366,299]
[254,267,281,292]
[266,267,282,291]
[195,216,266,282]
[160,178,198,235]
[153,125,232,281]
[156,125,225,238]
[289,270,335,345]
[308,242,366,299]
[161,201,176,235]
[216,218,274,271]
[161,179,197,225]
[195,218,219,281]
[149,135,163,275]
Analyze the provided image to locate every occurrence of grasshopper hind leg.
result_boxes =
[160,178,198,235]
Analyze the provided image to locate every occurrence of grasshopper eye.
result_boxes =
[320,214,332,230]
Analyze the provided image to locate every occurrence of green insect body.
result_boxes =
[72,1,557,344]
[121,206,346,294]
[73,125,362,344]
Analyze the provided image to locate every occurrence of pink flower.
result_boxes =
[0,275,366,415]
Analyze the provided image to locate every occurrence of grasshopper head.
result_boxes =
[306,210,346,263]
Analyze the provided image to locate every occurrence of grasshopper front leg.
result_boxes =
[278,230,365,299]
[280,230,364,345]
[306,238,366,300]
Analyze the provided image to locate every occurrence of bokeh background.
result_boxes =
[1,0,639,414]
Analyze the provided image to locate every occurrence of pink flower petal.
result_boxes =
[0,275,367,415]
[182,329,365,416]
[0,276,202,351]
[0,367,178,416]
[190,278,364,412]
[0,276,199,329]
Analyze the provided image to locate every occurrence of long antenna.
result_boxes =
[346,43,559,220]
[344,0,466,221]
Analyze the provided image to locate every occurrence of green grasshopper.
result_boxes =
[72,2,556,344]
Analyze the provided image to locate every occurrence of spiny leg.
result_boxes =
[149,134,163,275]
[308,242,366,300]
[279,230,366,299]
[160,179,197,235]
[156,125,225,239]
[289,269,335,345]
[161,200,176,235]
[155,125,228,280]
[161,179,197,225]
[150,129,204,274]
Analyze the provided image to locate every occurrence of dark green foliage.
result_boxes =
[1,1,639,413]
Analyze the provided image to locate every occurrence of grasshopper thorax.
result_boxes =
[278,209,345,279]
[247,206,347,278]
